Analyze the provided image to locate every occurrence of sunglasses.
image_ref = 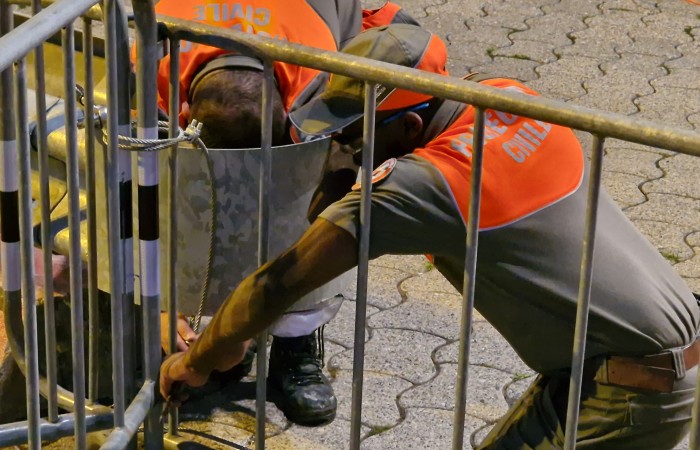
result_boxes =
[332,102,431,148]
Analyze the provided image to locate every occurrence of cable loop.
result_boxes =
[110,120,204,153]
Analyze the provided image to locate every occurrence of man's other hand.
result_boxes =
[160,312,199,352]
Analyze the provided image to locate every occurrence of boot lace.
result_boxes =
[282,326,326,385]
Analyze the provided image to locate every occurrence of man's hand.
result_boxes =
[159,352,208,404]
[160,312,199,352]
[159,339,252,403]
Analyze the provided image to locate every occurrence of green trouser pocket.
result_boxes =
[479,368,695,450]
[477,375,564,449]
[567,368,695,449]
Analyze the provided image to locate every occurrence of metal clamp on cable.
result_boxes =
[105,119,204,153]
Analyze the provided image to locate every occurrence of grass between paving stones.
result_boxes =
[512,373,533,382]
[485,48,532,61]
[366,425,394,437]
[661,252,682,264]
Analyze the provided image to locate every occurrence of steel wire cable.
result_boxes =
[99,119,215,334]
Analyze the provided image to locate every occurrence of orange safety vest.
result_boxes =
[414,78,584,230]
[153,0,338,119]
[361,2,403,30]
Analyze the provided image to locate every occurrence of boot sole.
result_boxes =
[266,379,337,427]
[280,407,336,427]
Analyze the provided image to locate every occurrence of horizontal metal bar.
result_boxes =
[12,10,106,58]
[159,17,700,156]
[8,0,103,21]
[0,0,100,71]
[0,412,113,448]
[100,380,156,450]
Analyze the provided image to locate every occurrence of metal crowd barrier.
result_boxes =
[0,0,147,448]
[0,1,699,449]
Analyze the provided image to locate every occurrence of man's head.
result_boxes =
[289,24,449,164]
[189,56,287,149]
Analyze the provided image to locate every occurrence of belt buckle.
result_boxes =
[672,347,686,380]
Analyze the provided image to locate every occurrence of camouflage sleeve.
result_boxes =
[319,155,465,259]
[307,168,357,223]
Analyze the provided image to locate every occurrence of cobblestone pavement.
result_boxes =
[3,0,700,448]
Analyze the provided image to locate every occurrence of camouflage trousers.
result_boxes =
[478,360,696,449]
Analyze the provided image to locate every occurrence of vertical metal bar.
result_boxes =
[14,57,41,450]
[0,17,23,436]
[452,107,485,449]
[103,0,126,430]
[166,37,181,436]
[0,0,20,334]
[349,82,377,450]
[691,366,700,449]
[132,1,163,446]
[83,15,100,405]
[563,135,605,450]
[31,0,59,422]
[63,23,87,450]
[114,5,137,431]
[254,59,275,450]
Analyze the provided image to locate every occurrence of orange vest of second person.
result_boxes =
[414,78,585,230]
[361,2,404,30]
[154,0,339,117]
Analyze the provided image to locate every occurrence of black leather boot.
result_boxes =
[268,328,337,426]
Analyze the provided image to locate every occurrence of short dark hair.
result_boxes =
[189,69,288,149]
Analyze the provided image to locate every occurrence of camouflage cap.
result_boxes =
[289,23,449,136]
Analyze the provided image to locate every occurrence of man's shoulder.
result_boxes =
[302,0,361,47]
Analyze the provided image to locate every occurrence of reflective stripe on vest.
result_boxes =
[361,2,402,30]
[414,78,584,230]
[153,0,337,115]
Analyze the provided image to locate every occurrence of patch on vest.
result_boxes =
[351,158,397,191]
